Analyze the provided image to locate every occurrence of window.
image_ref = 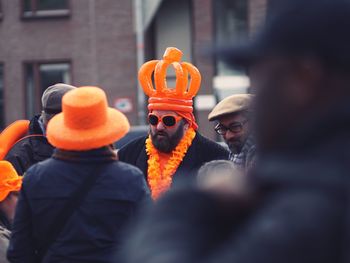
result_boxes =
[0,64,4,128]
[24,62,71,118]
[22,0,70,18]
[214,0,248,75]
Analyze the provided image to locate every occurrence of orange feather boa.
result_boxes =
[145,127,196,200]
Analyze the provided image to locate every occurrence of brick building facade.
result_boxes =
[0,0,268,139]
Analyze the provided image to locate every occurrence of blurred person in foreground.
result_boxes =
[118,47,228,200]
[8,87,149,263]
[119,0,350,262]
[208,94,256,170]
[0,161,21,263]
[197,160,248,197]
[118,160,253,263]
[5,83,76,174]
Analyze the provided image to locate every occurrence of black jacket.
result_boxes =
[8,147,150,263]
[118,132,229,183]
[119,105,350,263]
[5,115,54,175]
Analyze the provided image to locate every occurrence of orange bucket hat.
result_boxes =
[0,161,22,202]
[138,47,201,129]
[47,86,130,151]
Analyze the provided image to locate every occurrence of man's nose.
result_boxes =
[156,121,166,131]
[224,130,239,140]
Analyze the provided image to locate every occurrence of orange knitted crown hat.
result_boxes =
[0,161,22,202]
[47,86,130,151]
[139,47,201,129]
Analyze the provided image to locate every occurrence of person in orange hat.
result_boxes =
[8,87,149,263]
[0,161,22,263]
[118,47,229,200]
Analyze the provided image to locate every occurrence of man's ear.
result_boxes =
[184,121,190,131]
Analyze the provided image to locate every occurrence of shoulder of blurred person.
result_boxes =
[202,154,348,263]
[118,186,254,263]
[119,154,348,263]
[4,115,54,175]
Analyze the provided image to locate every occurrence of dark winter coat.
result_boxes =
[5,115,54,175]
[7,147,150,263]
[119,105,350,263]
[118,132,229,184]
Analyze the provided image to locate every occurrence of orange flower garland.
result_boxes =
[146,127,196,200]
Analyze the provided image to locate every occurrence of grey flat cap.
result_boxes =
[208,94,253,121]
[42,83,77,114]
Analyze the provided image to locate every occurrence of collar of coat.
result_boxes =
[53,146,117,163]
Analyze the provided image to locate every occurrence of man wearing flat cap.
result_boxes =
[208,94,255,170]
[5,83,76,174]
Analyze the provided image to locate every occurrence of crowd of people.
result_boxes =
[0,0,349,262]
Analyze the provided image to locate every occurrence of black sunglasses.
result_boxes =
[148,114,182,127]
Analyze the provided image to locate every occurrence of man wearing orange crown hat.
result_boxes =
[118,47,229,200]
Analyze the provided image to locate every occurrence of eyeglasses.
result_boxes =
[148,113,182,127]
[214,120,248,135]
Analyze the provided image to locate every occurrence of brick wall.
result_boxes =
[191,0,268,139]
[192,0,217,139]
[0,0,138,125]
[0,0,268,129]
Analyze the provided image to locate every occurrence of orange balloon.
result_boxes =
[0,120,30,160]
[138,60,158,97]
[138,47,201,104]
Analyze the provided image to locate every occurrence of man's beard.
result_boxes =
[226,139,244,155]
[150,123,185,153]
